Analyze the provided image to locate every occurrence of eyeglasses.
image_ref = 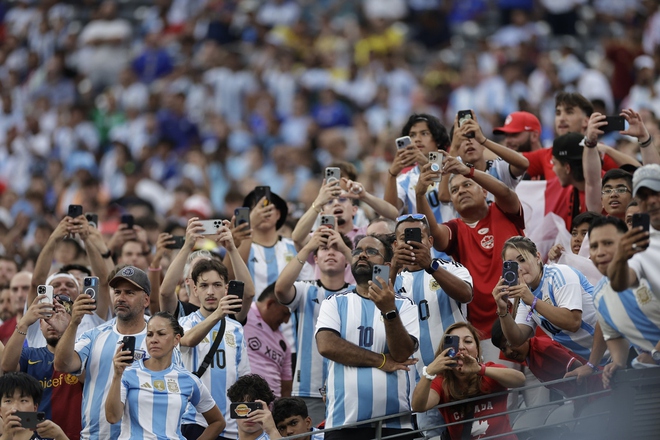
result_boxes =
[351,247,384,258]
[601,187,630,196]
[396,214,427,222]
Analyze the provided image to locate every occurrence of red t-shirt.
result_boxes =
[523,148,618,181]
[542,178,587,230]
[0,316,17,345]
[430,362,517,440]
[444,204,525,338]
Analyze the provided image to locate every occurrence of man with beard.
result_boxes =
[315,235,419,440]
[493,111,543,153]
[1,295,83,440]
[54,265,153,439]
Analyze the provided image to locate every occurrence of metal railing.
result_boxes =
[282,367,660,439]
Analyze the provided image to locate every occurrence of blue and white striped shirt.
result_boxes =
[119,360,215,439]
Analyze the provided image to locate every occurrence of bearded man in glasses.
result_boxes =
[316,234,419,440]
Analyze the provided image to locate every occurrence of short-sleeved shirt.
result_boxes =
[444,203,525,338]
[248,237,298,300]
[628,227,660,299]
[515,264,597,360]
[430,362,517,440]
[523,147,618,181]
[315,289,420,430]
[119,360,215,440]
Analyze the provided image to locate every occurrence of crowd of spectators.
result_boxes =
[0,0,660,439]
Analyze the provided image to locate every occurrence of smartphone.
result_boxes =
[502,261,519,292]
[83,276,99,310]
[325,167,341,184]
[234,207,250,229]
[199,219,224,235]
[443,334,460,358]
[404,227,422,243]
[228,280,244,313]
[165,235,185,250]
[320,215,336,230]
[85,212,98,228]
[254,186,271,207]
[121,214,134,229]
[428,151,443,182]
[230,402,262,419]
[632,213,651,250]
[372,265,390,289]
[395,136,412,149]
[122,336,136,364]
[15,411,45,429]
[603,116,625,133]
[68,204,83,218]
[37,285,54,318]
[458,110,475,138]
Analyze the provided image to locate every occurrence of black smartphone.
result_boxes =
[502,261,519,287]
[443,334,460,358]
[372,265,390,289]
[166,235,185,250]
[85,212,98,228]
[121,214,134,229]
[228,280,244,313]
[234,207,250,228]
[15,411,45,429]
[122,336,136,364]
[68,204,83,218]
[602,116,625,133]
[404,227,422,243]
[254,186,271,207]
[457,110,475,138]
[230,402,262,419]
[83,276,99,310]
[632,212,650,233]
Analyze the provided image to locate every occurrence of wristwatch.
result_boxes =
[382,310,398,321]
[422,366,437,381]
[579,136,597,149]
[425,259,441,275]
[652,349,660,362]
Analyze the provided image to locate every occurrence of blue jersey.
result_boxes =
[593,277,660,352]
[315,290,420,429]
[515,264,597,359]
[394,260,472,367]
[74,318,155,440]
[179,312,250,439]
[286,280,352,398]
[119,360,215,440]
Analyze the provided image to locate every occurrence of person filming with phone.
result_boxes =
[105,312,225,440]
[411,322,525,440]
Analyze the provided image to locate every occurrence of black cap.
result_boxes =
[109,266,151,295]
[552,132,584,161]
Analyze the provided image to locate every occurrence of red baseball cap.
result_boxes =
[493,112,541,135]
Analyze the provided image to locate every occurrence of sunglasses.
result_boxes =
[396,214,427,222]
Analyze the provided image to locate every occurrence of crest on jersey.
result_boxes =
[635,284,652,305]
[429,279,440,291]
[480,235,494,249]
[64,374,79,385]
[225,332,236,348]
[285,252,293,263]
[167,378,180,393]
[153,380,165,391]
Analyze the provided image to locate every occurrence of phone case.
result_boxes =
[320,215,336,229]
[429,152,442,182]
[502,261,519,287]
[83,277,99,310]
[372,265,390,289]
[121,214,134,229]
[68,205,83,218]
[38,285,54,318]
[404,227,422,243]
[325,167,341,183]
[122,336,136,363]
[254,186,271,206]
[234,208,250,228]
[15,411,45,429]
[230,402,263,419]
[199,219,224,235]
[395,136,412,149]
[443,335,460,357]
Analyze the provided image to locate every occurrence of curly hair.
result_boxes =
[227,374,276,405]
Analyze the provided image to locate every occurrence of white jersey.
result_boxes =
[593,277,660,352]
[628,227,660,297]
[515,264,597,360]
[74,317,155,440]
[27,308,107,348]
[179,312,250,439]
[315,290,420,429]
[119,359,215,440]
[394,260,472,367]
[286,280,352,398]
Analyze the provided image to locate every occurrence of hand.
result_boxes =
[51,216,72,242]
[621,108,649,142]
[112,343,133,377]
[213,294,239,320]
[585,112,608,143]
[492,278,510,313]
[3,409,29,438]
[368,278,396,314]
[70,293,96,326]
[74,215,92,240]
[246,400,279,436]
[314,179,342,207]
[460,117,486,144]
[415,163,439,197]
[380,355,418,372]
[185,217,205,248]
[36,419,67,439]
[636,351,654,364]
[230,216,252,248]
[602,362,623,389]
[441,156,471,177]
[249,197,277,229]
[547,244,564,262]
[44,302,71,334]
[454,352,481,374]
[506,279,534,306]
[107,223,138,251]
[215,221,236,251]
[133,225,150,250]
[154,233,174,261]
[342,177,366,200]
[426,348,460,375]
[389,146,419,176]
[409,240,432,271]
[21,295,55,327]
[614,226,650,262]
[305,227,329,253]
[564,364,595,384]
[325,228,351,260]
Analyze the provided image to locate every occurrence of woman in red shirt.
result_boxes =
[412,322,525,440]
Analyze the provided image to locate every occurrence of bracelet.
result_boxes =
[377,353,387,369]
[148,266,162,272]
[497,309,508,318]
[311,202,321,214]
[640,135,653,148]
[586,361,599,372]
[526,297,538,322]
[100,249,112,259]
[388,169,397,177]
[422,366,437,380]
[295,256,305,265]
[477,363,487,376]
[15,326,27,336]
[478,137,487,145]
[467,166,475,179]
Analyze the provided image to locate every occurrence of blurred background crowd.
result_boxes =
[1,0,660,270]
